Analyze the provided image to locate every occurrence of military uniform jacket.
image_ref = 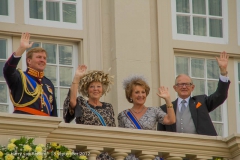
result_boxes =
[3,54,58,117]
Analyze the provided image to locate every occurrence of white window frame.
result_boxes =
[171,0,229,44]
[237,0,240,46]
[234,61,240,133]
[0,0,15,23]
[0,35,13,113]
[22,40,78,118]
[24,0,83,30]
[174,56,229,137]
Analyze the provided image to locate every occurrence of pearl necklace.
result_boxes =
[131,106,145,114]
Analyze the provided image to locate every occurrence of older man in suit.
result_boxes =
[157,51,230,136]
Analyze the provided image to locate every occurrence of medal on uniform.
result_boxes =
[49,95,53,104]
[45,84,53,94]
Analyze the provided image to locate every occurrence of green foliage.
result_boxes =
[0,137,88,160]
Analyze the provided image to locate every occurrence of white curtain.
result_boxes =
[176,0,189,13]
[46,1,60,21]
[43,43,57,64]
[193,0,206,14]
[177,16,190,34]
[63,3,76,23]
[29,0,43,19]
[191,59,204,78]
[176,57,189,75]
[207,60,219,79]
[192,79,205,96]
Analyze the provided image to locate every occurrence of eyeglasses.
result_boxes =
[175,83,192,87]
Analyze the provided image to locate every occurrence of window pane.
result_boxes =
[46,1,60,21]
[192,79,205,96]
[0,83,7,103]
[26,42,41,52]
[176,0,189,13]
[60,88,69,109]
[45,65,57,86]
[0,104,8,113]
[63,3,76,23]
[176,57,189,75]
[0,0,8,15]
[209,19,223,38]
[59,67,73,86]
[191,58,204,78]
[208,80,218,95]
[209,0,222,16]
[0,39,7,59]
[0,61,4,81]
[193,17,206,36]
[207,59,219,79]
[192,0,206,14]
[55,87,58,106]
[43,43,56,64]
[59,109,63,118]
[59,45,73,65]
[177,16,190,34]
[29,0,43,19]
[210,106,222,121]
[212,123,223,136]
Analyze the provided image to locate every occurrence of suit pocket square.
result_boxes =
[196,102,202,109]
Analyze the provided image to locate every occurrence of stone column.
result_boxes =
[111,152,128,160]
[166,157,182,160]
[138,154,155,160]
[87,150,100,160]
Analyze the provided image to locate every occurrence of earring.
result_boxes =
[130,98,133,102]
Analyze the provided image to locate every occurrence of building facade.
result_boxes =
[0,0,239,139]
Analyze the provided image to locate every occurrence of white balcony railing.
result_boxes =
[0,113,239,160]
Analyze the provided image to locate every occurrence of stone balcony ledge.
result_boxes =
[0,113,239,160]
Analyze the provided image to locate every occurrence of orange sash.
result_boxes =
[14,107,50,116]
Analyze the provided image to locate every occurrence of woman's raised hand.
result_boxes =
[157,86,170,100]
[75,65,87,79]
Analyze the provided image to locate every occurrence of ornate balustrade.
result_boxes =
[0,113,239,160]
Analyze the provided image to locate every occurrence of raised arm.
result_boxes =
[216,51,229,76]
[69,65,87,108]
[14,32,34,56]
[157,86,176,125]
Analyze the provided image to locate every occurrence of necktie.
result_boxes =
[180,100,186,113]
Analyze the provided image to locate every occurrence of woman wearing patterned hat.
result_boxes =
[118,75,176,160]
[63,65,115,160]
[63,64,115,127]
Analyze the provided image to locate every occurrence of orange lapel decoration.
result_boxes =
[196,102,202,109]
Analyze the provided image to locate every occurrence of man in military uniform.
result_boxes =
[3,32,58,116]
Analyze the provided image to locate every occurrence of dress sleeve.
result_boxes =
[117,112,125,128]
[156,107,166,124]
[109,104,116,127]
[63,90,84,123]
